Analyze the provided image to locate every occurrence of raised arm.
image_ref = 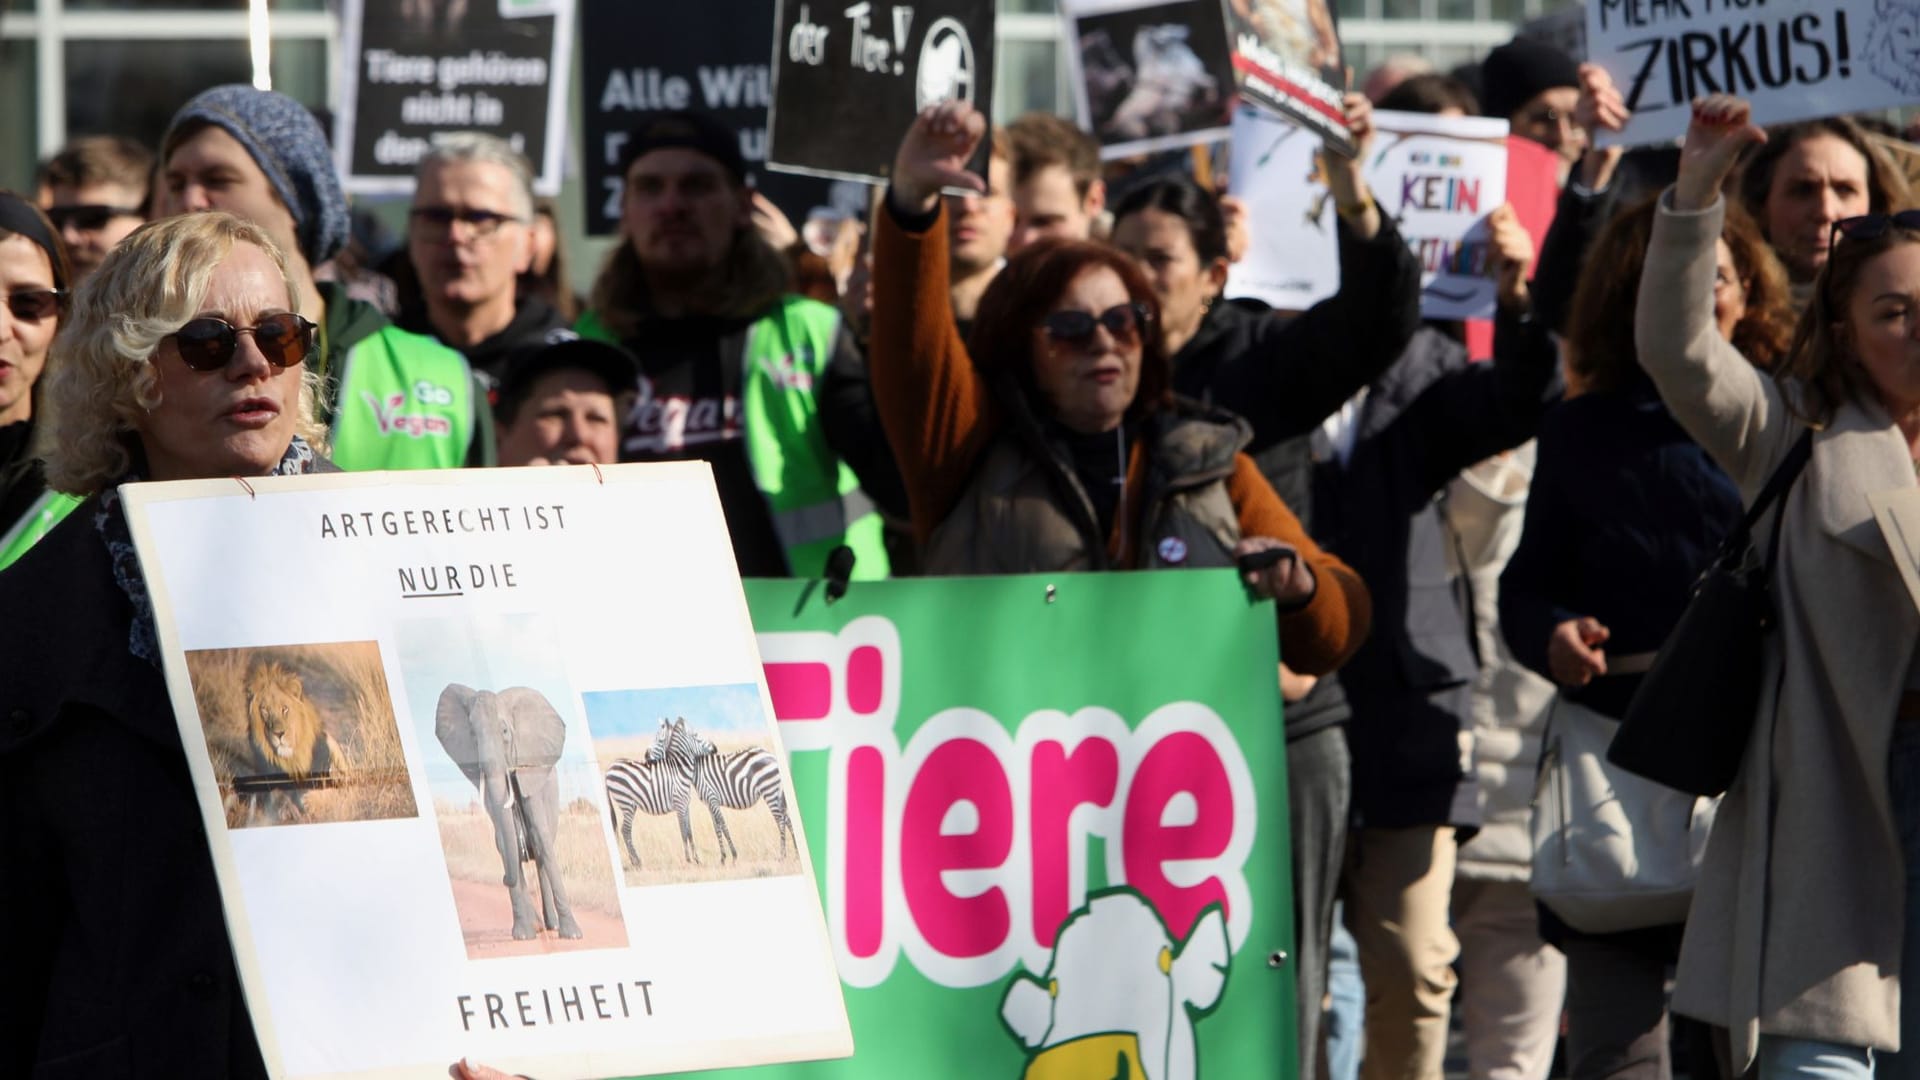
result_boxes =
[869,101,1001,544]
[1215,94,1420,446]
[1634,94,1795,490]
[1527,63,1629,334]
[1401,208,1565,493]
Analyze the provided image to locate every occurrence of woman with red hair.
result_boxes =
[868,100,1371,676]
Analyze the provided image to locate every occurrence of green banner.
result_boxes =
[689,570,1294,1079]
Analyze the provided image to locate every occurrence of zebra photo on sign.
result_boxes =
[647,717,797,864]
[584,683,802,887]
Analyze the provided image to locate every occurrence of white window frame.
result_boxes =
[1,0,336,159]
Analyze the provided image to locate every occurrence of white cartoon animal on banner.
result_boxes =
[1000,890,1230,1080]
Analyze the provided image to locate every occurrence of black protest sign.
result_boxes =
[336,0,572,196]
[1220,0,1351,156]
[581,0,851,237]
[769,0,996,184]
[1591,0,1899,146]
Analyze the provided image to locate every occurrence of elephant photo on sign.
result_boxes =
[434,684,588,944]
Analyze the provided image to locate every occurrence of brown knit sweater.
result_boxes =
[868,201,1371,676]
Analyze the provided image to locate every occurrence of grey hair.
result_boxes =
[414,132,536,221]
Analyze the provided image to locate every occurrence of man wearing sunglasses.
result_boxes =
[159,85,493,471]
[41,135,150,284]
[1480,38,1584,186]
[399,133,565,381]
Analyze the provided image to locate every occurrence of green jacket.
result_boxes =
[578,297,888,579]
[318,283,495,470]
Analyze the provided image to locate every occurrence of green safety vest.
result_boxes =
[578,298,889,580]
[327,326,481,471]
[0,488,82,571]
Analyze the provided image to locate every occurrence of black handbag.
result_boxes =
[1607,430,1814,797]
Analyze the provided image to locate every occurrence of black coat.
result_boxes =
[0,499,268,1079]
[1316,309,1563,830]
[1170,218,1422,740]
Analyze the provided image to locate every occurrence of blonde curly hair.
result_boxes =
[43,212,328,494]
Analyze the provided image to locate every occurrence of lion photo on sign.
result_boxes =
[241,660,335,816]
[186,641,418,828]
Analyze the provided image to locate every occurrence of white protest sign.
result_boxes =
[1591,0,1910,147]
[121,464,851,1080]
[1229,109,1510,319]
[1224,106,1339,310]
[1369,110,1510,321]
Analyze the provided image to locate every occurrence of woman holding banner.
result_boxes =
[1636,94,1920,1079]
[869,99,1371,679]
[0,213,515,1080]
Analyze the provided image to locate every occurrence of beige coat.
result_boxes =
[1637,195,1920,1069]
[1447,446,1557,881]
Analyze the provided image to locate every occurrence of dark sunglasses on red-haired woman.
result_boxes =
[1040,302,1153,346]
[4,289,66,322]
[166,313,316,372]
[1830,211,1920,250]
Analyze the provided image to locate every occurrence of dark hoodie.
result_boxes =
[1167,219,1422,739]
[395,295,567,383]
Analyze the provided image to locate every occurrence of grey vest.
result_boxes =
[924,405,1252,575]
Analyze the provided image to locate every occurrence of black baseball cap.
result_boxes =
[615,110,748,185]
[493,331,639,420]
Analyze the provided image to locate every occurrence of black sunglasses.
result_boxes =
[1830,211,1920,250]
[167,313,316,372]
[409,206,525,238]
[1041,302,1152,345]
[46,204,142,232]
[4,289,66,322]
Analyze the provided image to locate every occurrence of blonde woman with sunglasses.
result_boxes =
[0,211,331,1076]
[0,212,523,1079]
[1636,94,1920,1080]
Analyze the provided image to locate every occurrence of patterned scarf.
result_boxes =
[94,435,320,668]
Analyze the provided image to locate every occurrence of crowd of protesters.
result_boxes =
[4,22,1920,1080]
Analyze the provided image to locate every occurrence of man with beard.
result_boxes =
[400,133,566,380]
[578,110,897,580]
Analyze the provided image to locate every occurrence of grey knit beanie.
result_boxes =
[162,85,349,266]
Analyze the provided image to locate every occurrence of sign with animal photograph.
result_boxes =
[1220,0,1352,156]
[334,0,575,196]
[768,0,997,184]
[1224,105,1340,309]
[580,0,861,236]
[117,464,850,1080]
[1589,0,1911,147]
[1062,0,1237,158]
[679,571,1297,1079]
[1369,109,1510,321]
